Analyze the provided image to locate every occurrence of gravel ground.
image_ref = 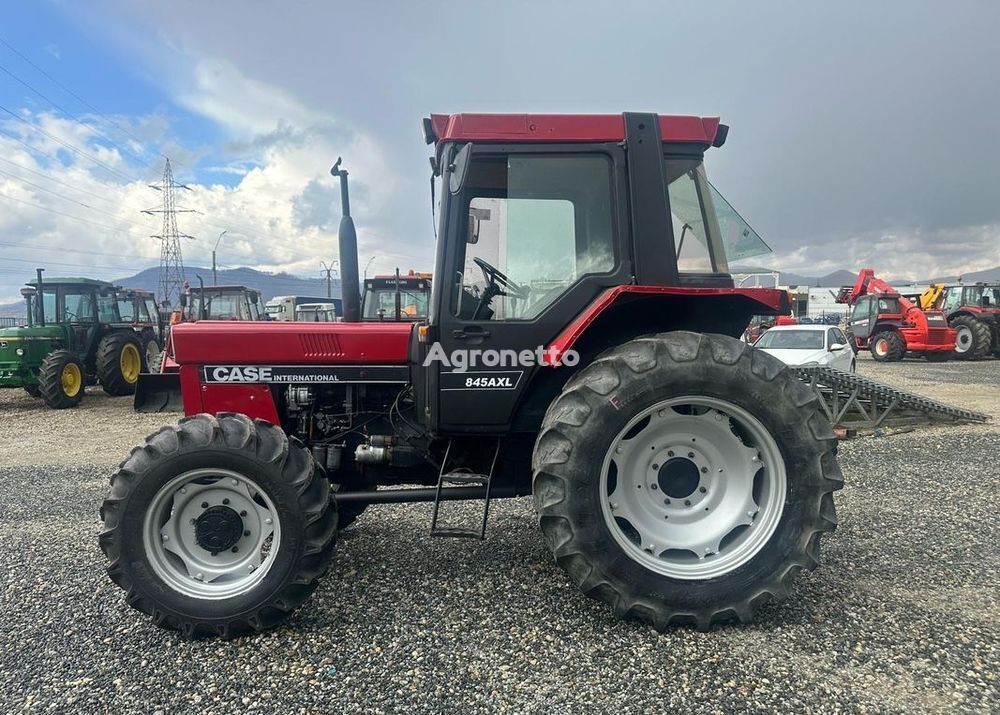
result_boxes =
[0,359,997,714]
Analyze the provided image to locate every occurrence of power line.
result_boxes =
[0,102,139,183]
[0,189,162,236]
[0,60,153,168]
[0,166,163,233]
[0,239,158,262]
[0,35,164,164]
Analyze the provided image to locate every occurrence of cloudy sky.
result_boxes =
[1,0,998,303]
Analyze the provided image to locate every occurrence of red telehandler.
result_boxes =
[100,112,843,638]
[836,268,955,361]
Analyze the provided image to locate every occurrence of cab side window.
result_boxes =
[453,154,615,321]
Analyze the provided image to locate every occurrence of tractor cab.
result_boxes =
[174,284,264,323]
[361,271,431,321]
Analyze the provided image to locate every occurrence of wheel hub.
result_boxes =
[195,505,244,553]
[657,457,700,498]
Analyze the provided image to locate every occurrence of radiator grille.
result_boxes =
[298,332,344,358]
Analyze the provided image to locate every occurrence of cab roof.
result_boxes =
[27,276,114,288]
[189,285,257,293]
[427,113,723,145]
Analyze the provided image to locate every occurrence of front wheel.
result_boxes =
[100,413,338,638]
[532,332,842,630]
[870,331,905,362]
[37,349,85,409]
[950,316,991,360]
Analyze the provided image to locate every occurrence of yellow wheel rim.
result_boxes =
[120,343,141,384]
[61,362,82,397]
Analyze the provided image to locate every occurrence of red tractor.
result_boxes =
[919,283,1000,360]
[100,113,843,637]
[837,268,955,362]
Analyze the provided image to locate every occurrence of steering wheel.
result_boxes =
[473,257,527,300]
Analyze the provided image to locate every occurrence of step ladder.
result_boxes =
[429,438,501,539]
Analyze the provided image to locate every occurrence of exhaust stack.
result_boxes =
[331,158,360,323]
[35,268,45,326]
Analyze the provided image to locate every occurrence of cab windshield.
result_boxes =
[664,158,771,272]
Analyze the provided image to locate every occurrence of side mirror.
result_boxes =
[448,143,473,194]
[830,342,847,351]
[467,206,491,244]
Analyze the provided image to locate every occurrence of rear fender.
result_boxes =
[510,289,788,431]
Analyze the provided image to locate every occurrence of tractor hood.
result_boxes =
[170,321,414,366]
[0,325,63,359]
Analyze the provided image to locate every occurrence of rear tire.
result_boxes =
[532,332,842,630]
[950,316,991,360]
[99,413,338,638]
[97,332,143,396]
[870,331,905,362]
[37,350,85,409]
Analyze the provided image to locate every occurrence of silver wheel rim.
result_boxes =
[599,396,786,580]
[954,326,972,353]
[142,468,281,599]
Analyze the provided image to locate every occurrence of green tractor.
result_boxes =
[0,271,161,408]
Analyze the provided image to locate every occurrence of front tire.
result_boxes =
[532,332,842,630]
[870,331,905,362]
[99,413,338,638]
[37,349,85,409]
[950,316,991,360]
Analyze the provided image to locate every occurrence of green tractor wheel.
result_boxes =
[38,349,85,409]
[97,332,143,396]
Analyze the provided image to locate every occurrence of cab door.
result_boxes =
[430,145,630,432]
[847,296,875,340]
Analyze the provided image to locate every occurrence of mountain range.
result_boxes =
[2,264,998,317]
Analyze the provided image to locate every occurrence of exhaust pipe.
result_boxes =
[331,158,360,323]
[35,268,45,326]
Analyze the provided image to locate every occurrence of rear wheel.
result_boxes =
[532,332,842,630]
[97,332,143,396]
[950,316,991,360]
[870,331,905,362]
[99,413,338,638]
[37,349,85,409]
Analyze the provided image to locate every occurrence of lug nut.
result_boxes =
[231,546,239,553]
[243,530,251,537]
[699,486,707,493]
[265,518,272,525]
[201,501,209,509]
[652,463,659,470]
[194,572,204,581]
[240,510,248,517]
[701,467,708,474]
[684,499,691,506]
[222,498,230,505]
[161,534,168,541]
[664,498,671,505]
[687,452,695,459]
[650,484,658,490]
[667,450,674,457]
[231,479,239,486]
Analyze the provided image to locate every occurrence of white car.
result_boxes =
[753,324,856,372]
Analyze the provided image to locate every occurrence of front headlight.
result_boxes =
[15,348,24,356]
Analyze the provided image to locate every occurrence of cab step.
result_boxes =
[429,439,501,539]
